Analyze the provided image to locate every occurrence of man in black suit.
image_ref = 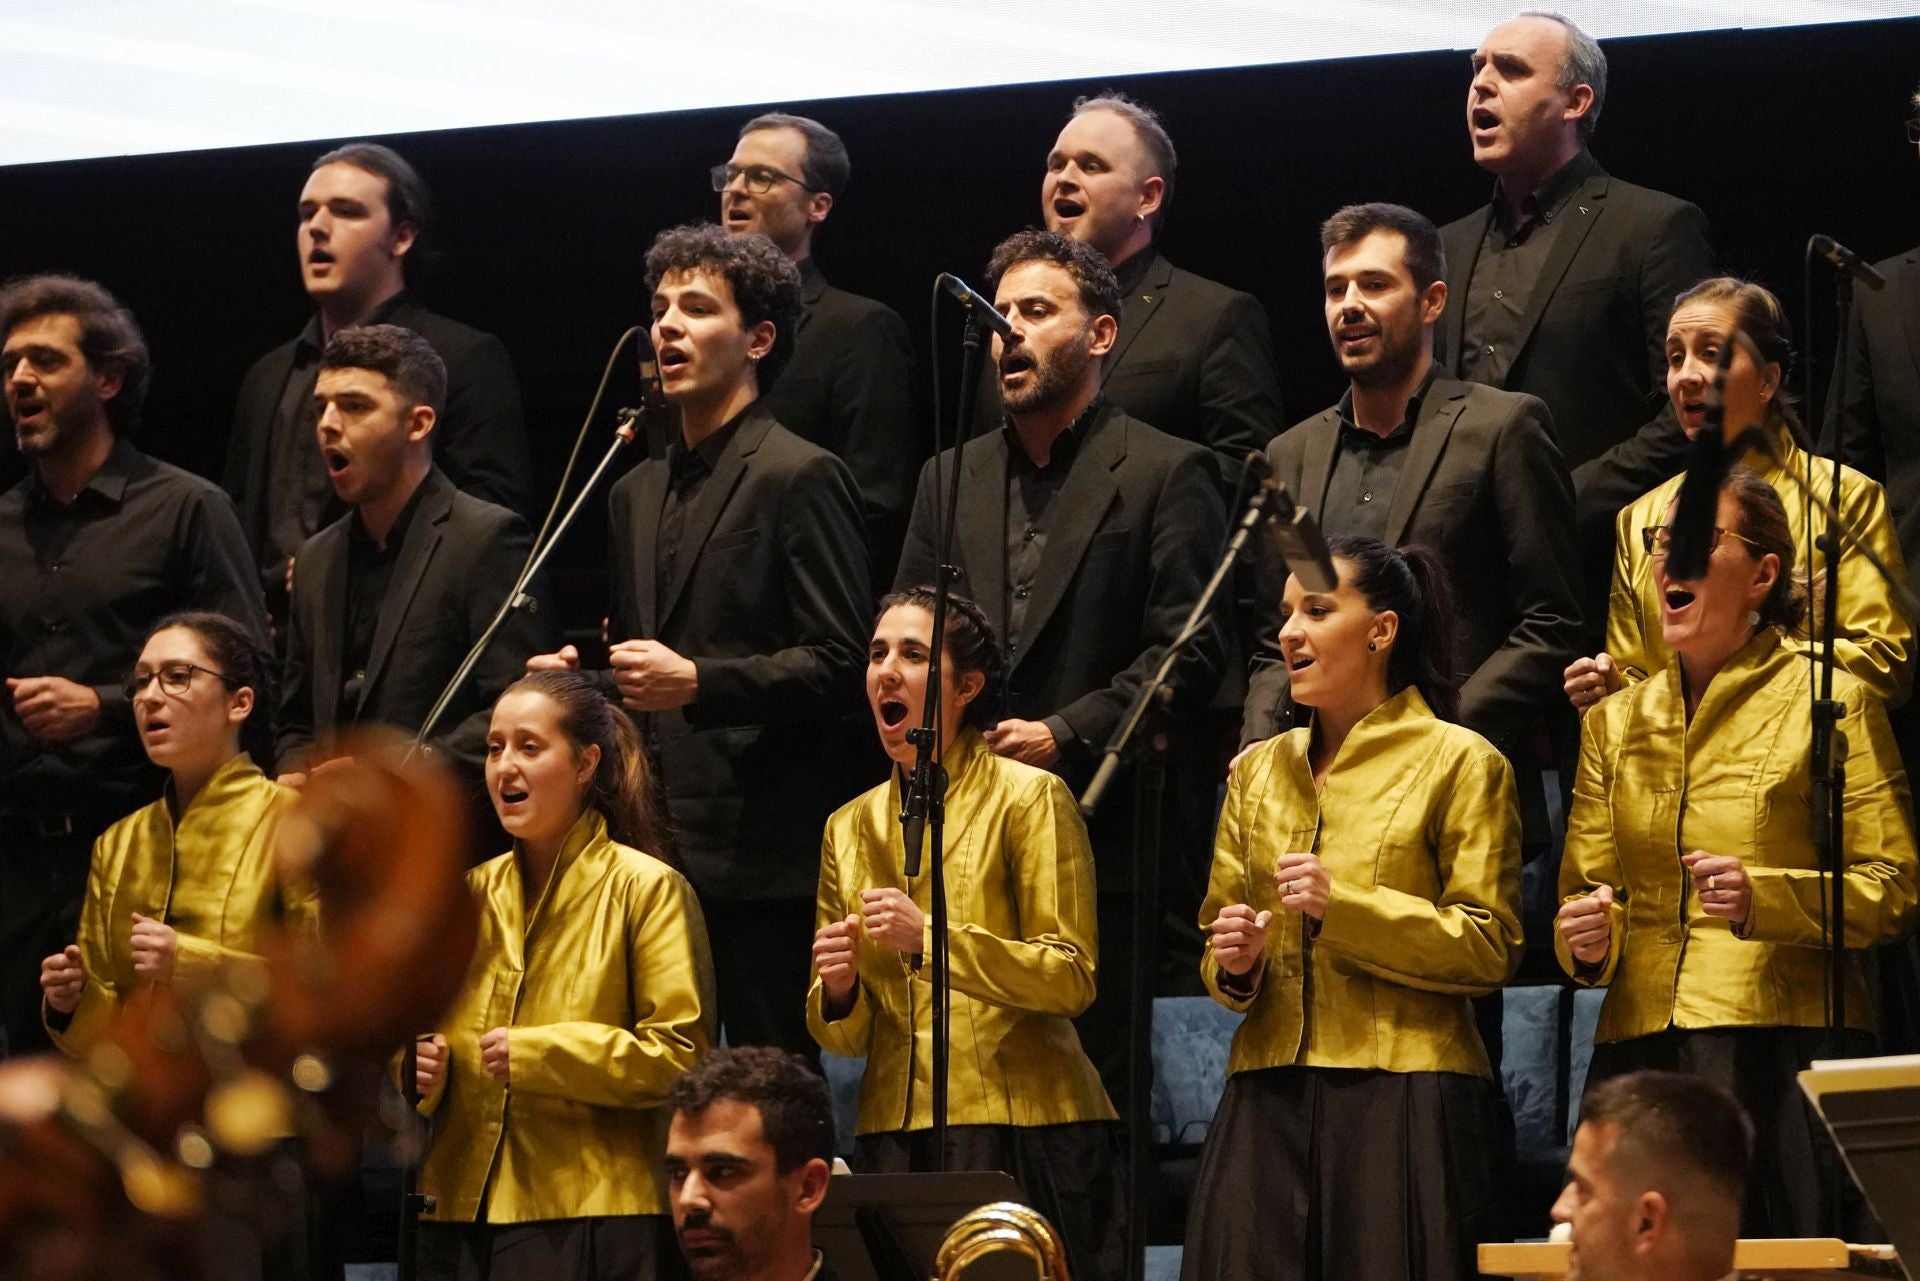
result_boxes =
[899,228,1229,1089]
[715,112,916,584]
[225,142,531,624]
[275,325,555,841]
[974,92,1283,489]
[0,275,264,1057]
[1243,203,1582,826]
[1434,13,1714,630]
[533,225,869,1059]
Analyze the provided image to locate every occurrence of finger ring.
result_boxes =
[1707,874,1718,891]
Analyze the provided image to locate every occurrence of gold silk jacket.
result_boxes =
[417,809,714,1223]
[1200,687,1523,1079]
[49,754,315,1056]
[1606,420,1913,703]
[807,729,1115,1133]
[1558,629,1918,1042]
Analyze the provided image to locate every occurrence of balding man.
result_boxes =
[1552,1070,1749,1281]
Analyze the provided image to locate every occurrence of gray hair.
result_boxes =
[1522,11,1607,140]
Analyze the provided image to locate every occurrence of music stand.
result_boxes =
[815,1172,1026,1281]
[1799,1055,1920,1280]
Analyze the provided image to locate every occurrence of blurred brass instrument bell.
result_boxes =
[933,1201,1071,1281]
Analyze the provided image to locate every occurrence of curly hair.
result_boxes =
[985,228,1124,325]
[321,323,447,415]
[0,273,150,436]
[876,587,1007,731]
[668,1046,833,1172]
[645,224,802,385]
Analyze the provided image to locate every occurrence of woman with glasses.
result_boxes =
[38,611,315,1053]
[1564,276,1911,716]
[1557,469,1917,1235]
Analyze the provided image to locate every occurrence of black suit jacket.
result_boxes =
[897,401,1229,876]
[972,252,1283,486]
[1243,376,1582,754]
[1434,156,1714,599]
[225,295,533,581]
[276,468,556,793]
[1831,245,1920,591]
[761,258,918,559]
[607,404,870,903]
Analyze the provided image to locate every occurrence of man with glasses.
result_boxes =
[714,112,916,584]
[0,274,264,1058]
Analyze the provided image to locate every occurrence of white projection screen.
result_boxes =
[5,0,1918,167]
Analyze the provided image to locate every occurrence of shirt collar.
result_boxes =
[349,466,432,553]
[668,403,751,479]
[29,433,142,511]
[299,290,412,356]
[1111,248,1154,297]
[1002,396,1102,471]
[1335,361,1440,442]
[1492,148,1597,235]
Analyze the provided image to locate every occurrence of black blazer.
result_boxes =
[897,402,1230,807]
[225,296,534,575]
[761,258,918,556]
[607,404,870,903]
[973,251,1284,486]
[276,468,556,789]
[1830,245,1920,591]
[1434,156,1715,559]
[1242,376,1583,760]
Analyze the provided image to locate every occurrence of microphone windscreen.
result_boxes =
[1664,427,1726,582]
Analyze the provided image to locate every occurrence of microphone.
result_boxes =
[1663,332,1740,581]
[1246,451,1338,592]
[1811,234,1887,292]
[938,273,1014,340]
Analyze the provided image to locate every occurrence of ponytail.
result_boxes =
[1324,536,1462,722]
[499,671,673,866]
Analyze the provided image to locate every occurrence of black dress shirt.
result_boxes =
[658,413,746,618]
[1323,364,1441,542]
[0,437,266,819]
[1458,151,1597,388]
[1002,403,1096,659]
[260,293,411,591]
[337,478,429,723]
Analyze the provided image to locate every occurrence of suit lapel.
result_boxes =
[1298,410,1341,510]
[358,472,452,715]
[797,259,828,339]
[1441,221,1484,373]
[660,409,765,625]
[1503,172,1608,384]
[956,435,1010,639]
[631,461,668,637]
[1012,409,1123,675]
[1102,252,1173,373]
[1383,381,1468,546]
[1901,252,1920,391]
[314,529,349,734]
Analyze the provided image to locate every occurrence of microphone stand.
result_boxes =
[902,304,989,1168]
[1081,470,1273,1281]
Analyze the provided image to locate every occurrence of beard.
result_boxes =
[1003,325,1093,415]
[1339,322,1424,392]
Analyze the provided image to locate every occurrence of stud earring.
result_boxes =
[1367,641,1377,652]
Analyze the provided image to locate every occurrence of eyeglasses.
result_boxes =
[123,662,237,700]
[1640,525,1763,558]
[708,163,816,195]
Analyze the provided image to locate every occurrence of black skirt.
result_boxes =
[1179,1066,1503,1281]
[855,1121,1126,1281]
[417,1214,683,1281]
[1585,1025,1877,1238]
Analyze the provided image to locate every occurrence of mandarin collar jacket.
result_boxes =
[1559,628,1918,1042]
[1606,419,1913,705]
[806,729,1115,1133]
[48,754,317,1056]
[1201,687,1523,1079]
[417,809,714,1223]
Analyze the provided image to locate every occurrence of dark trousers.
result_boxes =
[702,896,818,1064]
[0,828,92,1058]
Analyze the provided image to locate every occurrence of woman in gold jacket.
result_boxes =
[1557,469,1918,1236]
[40,611,314,1054]
[1181,537,1523,1281]
[808,588,1120,1281]
[412,670,714,1281]
[1565,276,1912,714]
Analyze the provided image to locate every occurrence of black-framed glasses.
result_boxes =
[124,662,237,700]
[1640,524,1763,558]
[708,163,816,195]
